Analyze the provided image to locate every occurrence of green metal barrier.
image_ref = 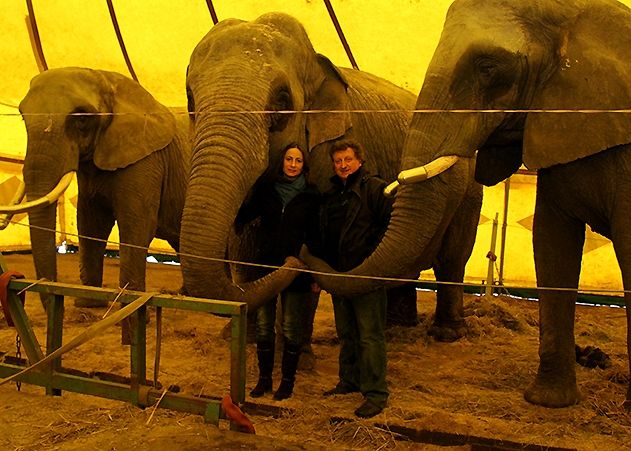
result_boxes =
[0,278,247,429]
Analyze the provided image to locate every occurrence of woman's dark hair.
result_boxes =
[329,139,365,163]
[280,142,309,175]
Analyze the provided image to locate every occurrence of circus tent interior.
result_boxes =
[0,0,627,303]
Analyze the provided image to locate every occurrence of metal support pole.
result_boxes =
[485,213,499,297]
[498,178,510,285]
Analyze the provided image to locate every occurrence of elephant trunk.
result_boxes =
[303,86,479,296]
[303,176,451,295]
[180,80,301,310]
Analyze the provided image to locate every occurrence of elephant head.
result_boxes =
[2,67,176,306]
[181,13,368,307]
[301,0,631,296]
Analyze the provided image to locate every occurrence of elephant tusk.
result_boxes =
[397,155,459,185]
[0,172,75,214]
[0,180,26,229]
[383,180,399,197]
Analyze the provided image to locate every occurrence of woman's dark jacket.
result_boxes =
[236,178,320,292]
[314,166,393,272]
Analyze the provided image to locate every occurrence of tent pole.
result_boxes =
[498,178,510,286]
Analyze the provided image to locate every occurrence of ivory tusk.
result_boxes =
[383,180,399,197]
[0,180,26,229]
[0,171,75,214]
[397,155,459,185]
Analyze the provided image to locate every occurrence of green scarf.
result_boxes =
[275,174,306,207]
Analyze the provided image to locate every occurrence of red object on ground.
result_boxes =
[221,395,256,434]
[0,271,25,327]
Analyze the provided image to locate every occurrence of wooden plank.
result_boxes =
[45,294,64,396]
[130,308,147,407]
[6,290,44,363]
[230,304,247,406]
[7,279,245,316]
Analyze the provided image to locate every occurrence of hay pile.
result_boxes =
[1,253,630,449]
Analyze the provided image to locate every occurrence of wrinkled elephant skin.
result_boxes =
[396,0,631,408]
[19,67,190,309]
[181,12,421,311]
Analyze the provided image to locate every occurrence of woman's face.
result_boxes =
[282,147,304,178]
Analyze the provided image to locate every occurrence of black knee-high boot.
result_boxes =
[250,341,274,398]
[273,342,301,400]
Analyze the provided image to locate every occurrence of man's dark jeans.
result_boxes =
[331,287,388,402]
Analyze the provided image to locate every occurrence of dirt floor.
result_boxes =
[1,252,631,450]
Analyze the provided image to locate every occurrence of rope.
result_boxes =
[5,108,631,119]
[3,218,629,298]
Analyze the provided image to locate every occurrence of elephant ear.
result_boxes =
[306,54,352,152]
[475,118,525,186]
[523,4,631,170]
[94,71,176,170]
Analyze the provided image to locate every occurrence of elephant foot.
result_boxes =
[74,297,109,308]
[428,320,466,342]
[524,373,580,408]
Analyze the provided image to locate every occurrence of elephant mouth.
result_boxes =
[0,171,74,227]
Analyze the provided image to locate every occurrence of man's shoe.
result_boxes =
[323,383,358,397]
[354,398,385,418]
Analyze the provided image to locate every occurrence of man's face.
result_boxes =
[332,147,362,182]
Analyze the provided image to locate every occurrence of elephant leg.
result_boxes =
[116,202,158,345]
[610,204,631,409]
[76,206,115,307]
[429,185,481,342]
[612,240,631,410]
[524,188,583,408]
[385,283,419,327]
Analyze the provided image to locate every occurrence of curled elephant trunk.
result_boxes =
[179,88,303,309]
[303,157,469,296]
[180,151,305,308]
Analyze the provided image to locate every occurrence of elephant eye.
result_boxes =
[476,58,502,86]
[66,107,98,137]
[269,88,293,133]
[475,54,519,103]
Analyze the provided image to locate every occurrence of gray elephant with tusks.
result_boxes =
[181,11,482,342]
[0,68,190,328]
[310,0,631,409]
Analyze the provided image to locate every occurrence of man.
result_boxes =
[316,139,393,418]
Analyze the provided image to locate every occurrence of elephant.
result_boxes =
[180,12,433,318]
[310,0,631,409]
[1,67,191,314]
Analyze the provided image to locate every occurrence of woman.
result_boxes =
[236,143,320,400]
